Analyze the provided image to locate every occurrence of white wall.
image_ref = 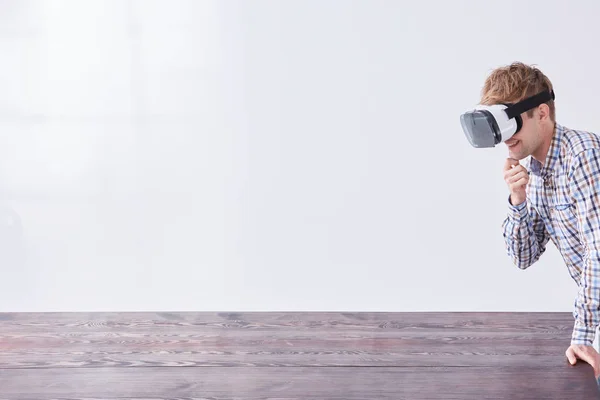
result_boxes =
[1,0,599,312]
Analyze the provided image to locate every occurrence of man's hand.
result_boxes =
[503,158,528,206]
[566,344,600,378]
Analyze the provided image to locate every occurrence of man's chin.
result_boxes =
[508,150,525,160]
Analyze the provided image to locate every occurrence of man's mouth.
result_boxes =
[506,140,519,148]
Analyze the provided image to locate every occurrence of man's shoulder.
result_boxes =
[561,124,600,157]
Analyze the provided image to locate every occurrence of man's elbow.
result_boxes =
[515,260,534,270]
[514,254,541,270]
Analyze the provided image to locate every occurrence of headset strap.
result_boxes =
[505,90,555,119]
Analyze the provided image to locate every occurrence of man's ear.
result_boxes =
[537,103,550,121]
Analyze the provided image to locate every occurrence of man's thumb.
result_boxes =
[566,348,577,365]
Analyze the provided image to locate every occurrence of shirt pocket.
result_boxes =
[554,203,573,211]
[552,177,579,238]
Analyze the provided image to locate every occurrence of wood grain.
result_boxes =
[0,311,578,333]
[0,312,575,369]
[0,366,597,399]
[0,332,572,368]
[0,312,597,399]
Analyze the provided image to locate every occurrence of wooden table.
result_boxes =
[0,312,598,399]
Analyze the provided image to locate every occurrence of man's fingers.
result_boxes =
[566,347,577,365]
[511,177,528,189]
[575,347,596,367]
[507,171,528,184]
[566,345,599,370]
[503,166,527,180]
[504,158,520,171]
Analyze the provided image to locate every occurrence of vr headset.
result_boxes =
[460,89,555,148]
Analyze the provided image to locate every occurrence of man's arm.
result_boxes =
[569,148,600,346]
[502,198,551,269]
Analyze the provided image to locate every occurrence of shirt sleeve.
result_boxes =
[501,196,551,269]
[569,148,600,346]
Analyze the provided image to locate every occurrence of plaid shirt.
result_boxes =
[502,123,600,346]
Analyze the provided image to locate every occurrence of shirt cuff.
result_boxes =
[571,320,597,346]
[507,195,527,221]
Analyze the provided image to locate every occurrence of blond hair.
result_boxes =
[480,62,555,121]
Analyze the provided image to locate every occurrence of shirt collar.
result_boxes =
[529,122,563,177]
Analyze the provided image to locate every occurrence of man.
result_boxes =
[483,62,600,379]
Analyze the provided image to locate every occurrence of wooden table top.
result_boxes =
[0,311,598,399]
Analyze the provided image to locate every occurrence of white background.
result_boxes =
[1,0,599,312]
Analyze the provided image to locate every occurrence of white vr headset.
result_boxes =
[460,89,555,148]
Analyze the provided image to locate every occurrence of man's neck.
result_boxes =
[532,122,556,166]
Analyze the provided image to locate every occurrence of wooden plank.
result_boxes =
[0,312,576,369]
[0,332,570,368]
[0,312,576,334]
[0,365,597,399]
